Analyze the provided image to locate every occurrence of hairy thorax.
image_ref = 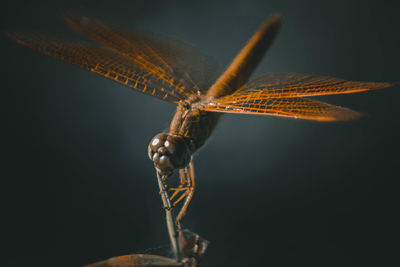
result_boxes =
[169,99,221,154]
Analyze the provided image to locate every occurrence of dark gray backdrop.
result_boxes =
[3,0,400,266]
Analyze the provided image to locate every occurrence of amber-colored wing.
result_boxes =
[9,32,191,103]
[201,73,393,121]
[230,73,393,98]
[64,14,219,98]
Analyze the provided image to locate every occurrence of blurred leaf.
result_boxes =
[86,254,181,267]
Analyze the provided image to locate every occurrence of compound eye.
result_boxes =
[158,155,174,173]
[152,137,160,147]
[164,140,175,154]
[166,136,188,164]
[159,155,171,167]
[148,133,190,175]
[148,133,168,159]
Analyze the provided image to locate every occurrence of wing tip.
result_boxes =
[62,12,89,36]
[309,104,364,122]
[7,31,36,50]
[319,111,363,122]
[7,30,22,42]
[381,81,397,89]
[364,81,396,91]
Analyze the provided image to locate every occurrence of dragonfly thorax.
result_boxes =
[148,133,191,175]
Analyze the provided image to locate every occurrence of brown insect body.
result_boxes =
[169,102,220,154]
[148,99,220,176]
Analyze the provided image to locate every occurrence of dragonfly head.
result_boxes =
[148,133,191,175]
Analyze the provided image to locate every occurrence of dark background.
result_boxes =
[2,0,400,266]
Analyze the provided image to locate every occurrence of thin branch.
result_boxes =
[156,171,180,262]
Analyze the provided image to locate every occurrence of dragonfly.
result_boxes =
[9,13,394,226]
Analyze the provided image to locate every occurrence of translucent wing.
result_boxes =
[232,73,393,98]
[9,32,187,103]
[64,14,219,97]
[201,95,362,121]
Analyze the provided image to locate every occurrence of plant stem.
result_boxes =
[156,171,180,262]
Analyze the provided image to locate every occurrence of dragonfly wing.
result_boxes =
[9,32,188,103]
[201,95,362,121]
[64,14,220,97]
[233,73,393,98]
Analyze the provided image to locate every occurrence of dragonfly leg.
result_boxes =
[179,168,186,185]
[172,190,189,207]
[176,160,196,226]
[168,168,189,201]
[169,187,187,201]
